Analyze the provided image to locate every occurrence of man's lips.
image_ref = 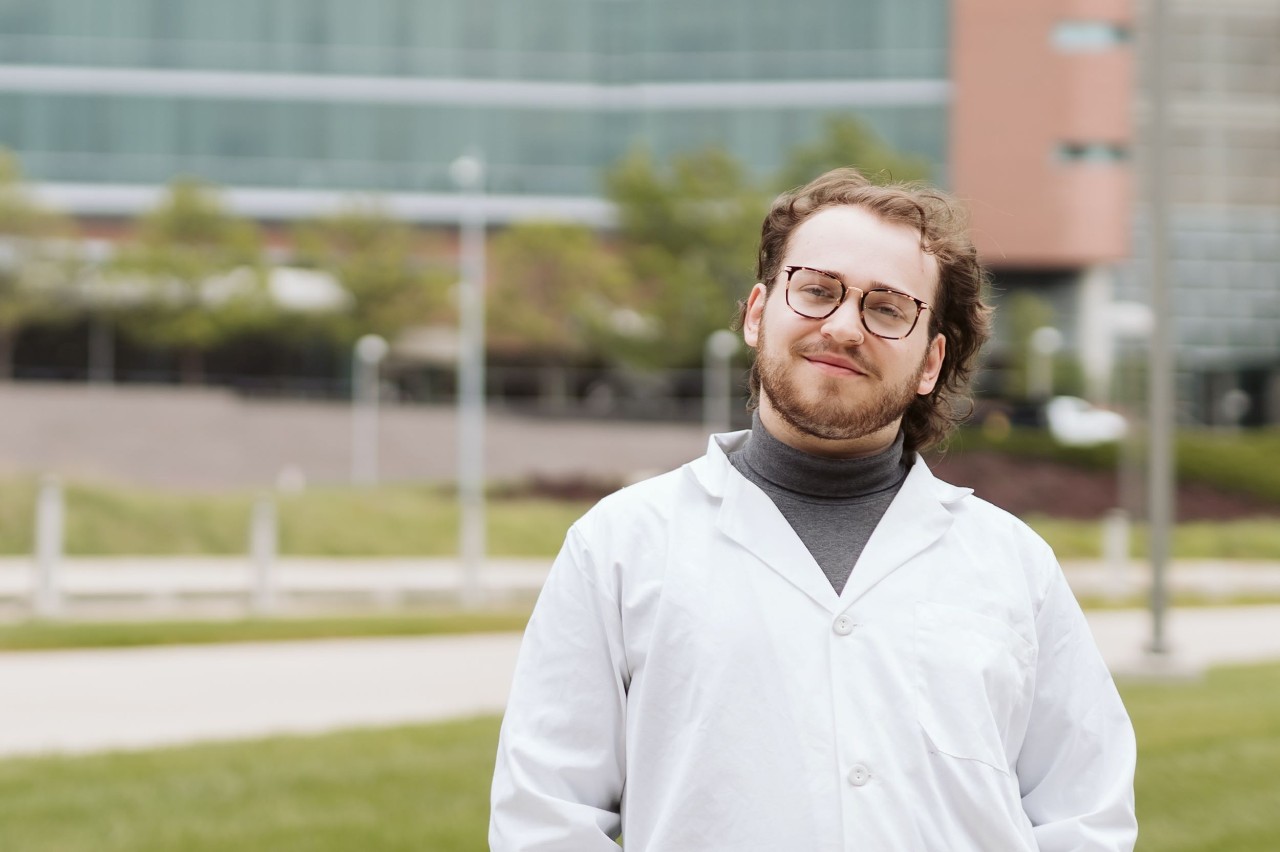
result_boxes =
[802,353,872,377]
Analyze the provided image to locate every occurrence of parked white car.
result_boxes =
[1045,396,1129,446]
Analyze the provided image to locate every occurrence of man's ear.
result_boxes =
[743,283,767,349]
[916,333,946,396]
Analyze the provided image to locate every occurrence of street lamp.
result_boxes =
[1143,0,1175,660]
[451,153,486,608]
[351,333,389,486]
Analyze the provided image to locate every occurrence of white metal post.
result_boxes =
[351,333,389,486]
[33,476,64,618]
[250,495,278,615]
[452,153,487,608]
[1102,507,1131,602]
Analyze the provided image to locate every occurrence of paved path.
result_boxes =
[0,633,522,758]
[4,557,1280,618]
[2,606,1279,759]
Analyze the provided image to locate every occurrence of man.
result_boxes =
[490,168,1137,851]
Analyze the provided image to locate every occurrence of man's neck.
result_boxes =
[735,412,908,499]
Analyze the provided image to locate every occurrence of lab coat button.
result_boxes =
[833,615,854,636]
[848,764,871,786]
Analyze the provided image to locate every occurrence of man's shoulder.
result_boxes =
[587,464,693,521]
[922,462,1057,558]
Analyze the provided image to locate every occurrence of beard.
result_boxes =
[755,318,927,442]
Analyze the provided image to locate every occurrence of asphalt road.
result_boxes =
[0,383,710,490]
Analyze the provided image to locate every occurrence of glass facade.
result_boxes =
[0,0,950,207]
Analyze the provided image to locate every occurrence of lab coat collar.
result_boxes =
[692,430,974,611]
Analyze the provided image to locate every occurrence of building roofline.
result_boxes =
[0,64,949,109]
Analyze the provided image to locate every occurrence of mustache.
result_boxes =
[790,341,882,380]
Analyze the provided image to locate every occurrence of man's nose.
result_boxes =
[819,297,866,344]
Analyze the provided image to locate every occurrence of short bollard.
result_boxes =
[33,476,65,618]
[250,496,278,615]
[1102,508,1131,602]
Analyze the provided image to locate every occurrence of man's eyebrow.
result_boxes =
[797,265,911,295]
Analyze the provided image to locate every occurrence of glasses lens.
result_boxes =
[862,290,919,337]
[787,268,843,318]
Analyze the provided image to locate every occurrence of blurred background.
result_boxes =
[0,1,1278,850]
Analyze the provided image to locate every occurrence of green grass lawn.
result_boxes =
[1125,663,1280,851]
[0,609,532,652]
[0,479,591,557]
[1,663,1277,851]
[1,475,1279,560]
[1027,516,1280,560]
[0,717,501,852]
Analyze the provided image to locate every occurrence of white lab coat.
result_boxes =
[491,431,1137,851]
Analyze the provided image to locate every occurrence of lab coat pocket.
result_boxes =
[914,601,1034,774]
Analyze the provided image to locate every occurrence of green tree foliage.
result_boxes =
[290,206,452,348]
[774,115,932,192]
[1003,291,1082,400]
[0,149,78,379]
[109,179,269,383]
[487,222,628,361]
[604,148,764,368]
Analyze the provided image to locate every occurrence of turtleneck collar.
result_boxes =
[734,411,909,500]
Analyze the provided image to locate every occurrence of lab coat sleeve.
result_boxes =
[490,523,629,851]
[1017,561,1138,852]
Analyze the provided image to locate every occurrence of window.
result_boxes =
[1052,21,1131,53]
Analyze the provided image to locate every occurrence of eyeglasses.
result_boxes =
[782,265,931,340]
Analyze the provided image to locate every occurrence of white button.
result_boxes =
[833,615,854,636]
[848,764,871,786]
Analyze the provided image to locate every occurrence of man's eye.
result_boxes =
[801,286,839,300]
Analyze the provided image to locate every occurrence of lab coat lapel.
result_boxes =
[693,432,839,611]
[718,468,840,610]
[839,456,970,604]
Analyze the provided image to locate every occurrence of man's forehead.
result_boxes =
[785,205,939,295]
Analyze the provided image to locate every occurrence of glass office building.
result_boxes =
[0,0,950,221]
[3,0,1276,422]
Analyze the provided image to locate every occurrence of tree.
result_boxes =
[110,179,269,383]
[0,149,78,379]
[487,221,628,362]
[290,205,452,349]
[604,148,764,369]
[1001,291,1082,402]
[774,115,932,191]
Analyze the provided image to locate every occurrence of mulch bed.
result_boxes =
[926,451,1280,521]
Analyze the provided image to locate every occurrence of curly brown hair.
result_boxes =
[737,167,993,454]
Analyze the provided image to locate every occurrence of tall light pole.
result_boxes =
[451,153,486,608]
[351,333,388,486]
[1144,0,1174,657]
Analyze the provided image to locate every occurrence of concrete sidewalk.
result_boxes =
[4,557,1280,618]
[1,605,1278,759]
[0,632,523,759]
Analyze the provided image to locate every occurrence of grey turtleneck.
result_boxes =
[727,414,910,595]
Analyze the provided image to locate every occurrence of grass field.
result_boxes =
[1,662,1276,851]
[0,610,533,652]
[0,479,591,558]
[2,475,1279,560]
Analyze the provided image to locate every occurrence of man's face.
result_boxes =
[742,204,946,458]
